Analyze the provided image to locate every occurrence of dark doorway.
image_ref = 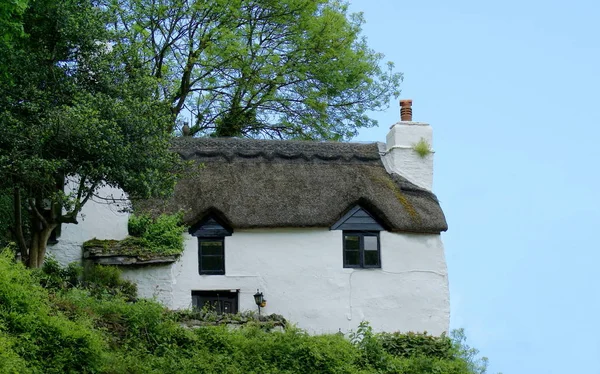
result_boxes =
[192,290,238,314]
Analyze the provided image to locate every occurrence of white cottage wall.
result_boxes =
[121,228,449,335]
[47,185,129,265]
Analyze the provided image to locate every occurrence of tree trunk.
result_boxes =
[27,225,55,268]
[28,230,39,268]
[24,227,59,268]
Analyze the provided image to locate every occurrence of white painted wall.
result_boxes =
[121,228,450,335]
[47,184,129,265]
[383,122,435,191]
[47,183,449,336]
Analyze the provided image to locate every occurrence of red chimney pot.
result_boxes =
[400,99,413,121]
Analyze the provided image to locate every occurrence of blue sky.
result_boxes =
[348,0,600,373]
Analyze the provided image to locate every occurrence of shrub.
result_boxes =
[0,250,107,373]
[38,256,81,291]
[82,264,138,301]
[1,249,493,374]
[378,331,454,359]
[124,212,185,255]
[127,214,153,237]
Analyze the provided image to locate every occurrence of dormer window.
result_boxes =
[332,205,383,269]
[189,214,232,275]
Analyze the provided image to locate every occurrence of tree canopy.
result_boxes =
[0,0,403,267]
[0,0,179,267]
[110,0,402,140]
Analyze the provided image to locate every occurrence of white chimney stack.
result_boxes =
[381,100,435,191]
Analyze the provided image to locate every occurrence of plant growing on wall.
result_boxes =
[412,138,433,158]
[84,212,186,258]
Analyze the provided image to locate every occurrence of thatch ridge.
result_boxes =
[138,137,447,233]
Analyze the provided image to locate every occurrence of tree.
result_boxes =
[0,0,180,267]
[109,0,402,140]
[0,0,28,46]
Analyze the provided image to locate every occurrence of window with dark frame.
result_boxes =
[192,290,238,314]
[343,231,380,268]
[198,237,225,275]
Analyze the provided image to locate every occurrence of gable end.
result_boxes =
[331,205,385,231]
[189,216,233,237]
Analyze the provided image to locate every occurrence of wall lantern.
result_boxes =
[253,289,266,315]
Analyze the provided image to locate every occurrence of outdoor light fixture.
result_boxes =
[253,289,266,315]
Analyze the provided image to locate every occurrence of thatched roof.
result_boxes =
[138,137,447,234]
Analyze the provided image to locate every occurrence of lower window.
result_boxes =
[192,290,238,314]
[343,231,380,268]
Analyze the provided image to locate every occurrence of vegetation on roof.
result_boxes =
[83,212,185,259]
[139,138,448,234]
[0,251,492,374]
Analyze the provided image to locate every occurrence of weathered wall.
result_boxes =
[382,121,435,191]
[121,228,450,335]
[47,185,129,265]
[48,186,449,335]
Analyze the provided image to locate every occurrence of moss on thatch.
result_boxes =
[136,137,447,233]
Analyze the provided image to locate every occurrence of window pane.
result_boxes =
[364,250,379,267]
[201,255,224,272]
[345,251,360,266]
[364,236,378,251]
[344,235,360,250]
[200,241,223,255]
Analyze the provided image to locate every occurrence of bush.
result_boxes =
[38,256,81,291]
[0,251,107,373]
[82,264,138,301]
[125,213,185,255]
[0,249,492,374]
[378,331,454,359]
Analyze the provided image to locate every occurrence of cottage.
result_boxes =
[48,100,450,335]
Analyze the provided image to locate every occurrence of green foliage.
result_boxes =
[451,329,490,374]
[0,330,31,374]
[127,213,185,254]
[82,265,138,301]
[0,251,493,373]
[0,251,107,373]
[0,189,12,247]
[413,138,433,158]
[40,256,137,301]
[38,256,81,291]
[127,214,153,237]
[109,0,403,140]
[378,331,454,359]
[0,0,27,48]
[85,212,186,258]
[0,0,181,267]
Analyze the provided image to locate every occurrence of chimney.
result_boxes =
[381,100,435,191]
[400,99,413,121]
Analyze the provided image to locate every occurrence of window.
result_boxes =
[198,238,225,275]
[192,290,238,314]
[189,214,232,275]
[343,231,380,268]
[332,205,383,269]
